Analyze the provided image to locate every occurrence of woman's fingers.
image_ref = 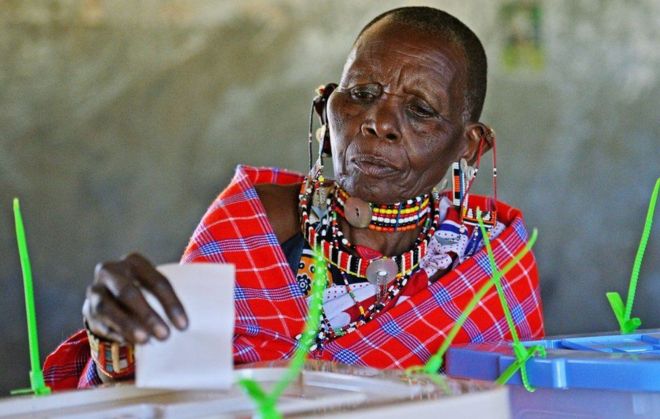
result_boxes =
[123,253,189,330]
[85,284,150,344]
[94,257,175,340]
[84,252,189,345]
[82,298,125,343]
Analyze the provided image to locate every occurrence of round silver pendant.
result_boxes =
[366,258,398,286]
[344,197,372,228]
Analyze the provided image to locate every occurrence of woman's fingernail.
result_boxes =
[154,324,169,339]
[134,329,148,342]
[175,315,188,330]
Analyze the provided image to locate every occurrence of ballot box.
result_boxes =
[0,360,509,418]
[446,329,660,418]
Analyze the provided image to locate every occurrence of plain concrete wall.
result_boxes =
[1,0,658,394]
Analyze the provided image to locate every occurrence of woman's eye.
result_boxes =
[349,85,380,102]
[352,90,372,100]
[408,103,437,119]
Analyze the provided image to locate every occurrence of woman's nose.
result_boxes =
[360,99,401,142]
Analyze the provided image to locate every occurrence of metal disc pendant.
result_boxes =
[366,258,398,286]
[344,197,372,228]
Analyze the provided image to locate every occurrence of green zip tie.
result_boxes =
[419,227,538,375]
[607,177,659,334]
[478,213,522,344]
[404,364,451,394]
[10,198,52,396]
[238,246,327,419]
[495,342,545,388]
[477,211,544,392]
[405,221,538,388]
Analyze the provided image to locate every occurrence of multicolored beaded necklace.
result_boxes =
[300,182,440,280]
[334,186,431,232]
[298,176,441,347]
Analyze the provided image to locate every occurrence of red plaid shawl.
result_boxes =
[43,165,543,390]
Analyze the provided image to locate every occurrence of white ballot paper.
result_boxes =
[136,263,235,390]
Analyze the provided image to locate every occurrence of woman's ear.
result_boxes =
[462,122,494,165]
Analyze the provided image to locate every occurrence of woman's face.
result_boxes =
[327,20,472,203]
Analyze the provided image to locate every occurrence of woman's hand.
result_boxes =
[82,253,189,344]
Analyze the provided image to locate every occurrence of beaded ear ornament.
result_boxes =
[306,83,337,223]
[452,127,498,229]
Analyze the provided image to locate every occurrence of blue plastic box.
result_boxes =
[446,330,660,418]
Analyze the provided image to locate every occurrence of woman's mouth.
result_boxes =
[351,156,399,177]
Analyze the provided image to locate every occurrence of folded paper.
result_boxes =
[136,263,235,389]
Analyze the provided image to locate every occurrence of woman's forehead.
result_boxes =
[342,22,467,91]
[344,21,467,73]
[347,42,458,79]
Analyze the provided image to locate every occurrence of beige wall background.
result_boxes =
[1,0,658,394]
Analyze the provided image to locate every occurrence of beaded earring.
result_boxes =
[308,83,337,170]
[306,83,337,222]
[453,127,498,229]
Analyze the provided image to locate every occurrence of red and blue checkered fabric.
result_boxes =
[43,330,102,390]
[182,165,544,367]
[42,165,544,390]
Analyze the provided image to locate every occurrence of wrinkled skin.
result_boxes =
[328,20,480,204]
[83,17,490,375]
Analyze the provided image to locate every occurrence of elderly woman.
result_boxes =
[44,6,543,390]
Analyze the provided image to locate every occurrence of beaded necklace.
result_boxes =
[334,187,431,232]
[299,181,440,281]
[298,177,441,345]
